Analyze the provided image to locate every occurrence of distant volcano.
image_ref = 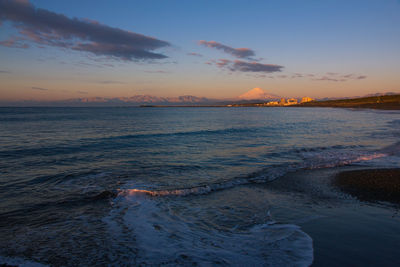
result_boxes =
[238,88,279,100]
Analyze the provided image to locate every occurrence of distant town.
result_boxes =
[227,97,315,107]
[226,94,400,110]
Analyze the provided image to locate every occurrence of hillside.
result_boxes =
[295,94,400,110]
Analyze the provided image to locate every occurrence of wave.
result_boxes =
[381,141,400,156]
[111,145,393,266]
[0,190,115,227]
[107,191,314,266]
[119,148,388,198]
[0,127,262,159]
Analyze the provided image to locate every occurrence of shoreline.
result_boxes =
[263,166,400,267]
[334,168,400,204]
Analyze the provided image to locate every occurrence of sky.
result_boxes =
[0,0,400,101]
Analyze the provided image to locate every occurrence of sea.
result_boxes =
[0,107,399,266]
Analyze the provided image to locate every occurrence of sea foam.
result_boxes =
[106,191,314,266]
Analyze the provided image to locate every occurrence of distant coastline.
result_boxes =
[294,94,400,110]
[2,94,399,110]
[141,94,400,110]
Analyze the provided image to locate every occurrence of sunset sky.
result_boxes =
[1,0,400,101]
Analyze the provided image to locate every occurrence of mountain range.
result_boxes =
[0,88,397,106]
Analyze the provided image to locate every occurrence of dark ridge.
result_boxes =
[295,94,400,110]
[334,169,400,204]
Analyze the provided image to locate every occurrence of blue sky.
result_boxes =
[0,0,399,100]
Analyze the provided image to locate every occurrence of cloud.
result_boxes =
[0,0,170,60]
[0,36,29,48]
[187,52,203,57]
[144,70,169,73]
[0,70,11,73]
[212,59,283,73]
[97,80,126,84]
[215,59,230,68]
[291,73,303,78]
[31,86,49,91]
[77,90,88,94]
[278,71,367,82]
[198,40,255,59]
[311,73,367,82]
[231,60,283,72]
[312,77,346,82]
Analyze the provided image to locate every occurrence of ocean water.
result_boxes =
[0,107,399,266]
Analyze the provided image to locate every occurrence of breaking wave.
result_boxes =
[107,190,314,266]
[119,147,388,198]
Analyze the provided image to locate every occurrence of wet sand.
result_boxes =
[334,169,400,204]
[263,167,400,267]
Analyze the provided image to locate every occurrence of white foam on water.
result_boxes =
[106,192,314,266]
[299,149,387,169]
[117,149,388,199]
[105,146,393,265]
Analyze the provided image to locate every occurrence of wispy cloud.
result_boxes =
[31,86,49,91]
[187,52,203,57]
[212,59,283,73]
[0,0,170,60]
[198,40,255,59]
[271,72,367,82]
[97,80,126,85]
[0,36,29,48]
[0,70,11,74]
[355,75,367,80]
[312,77,347,82]
[311,73,367,82]
[77,90,88,94]
[144,70,170,73]
[291,73,303,78]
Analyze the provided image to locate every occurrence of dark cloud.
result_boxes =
[198,40,255,59]
[231,60,283,73]
[31,86,49,91]
[187,52,203,57]
[0,0,170,60]
[0,70,11,73]
[210,59,283,73]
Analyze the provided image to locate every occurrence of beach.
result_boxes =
[335,169,400,203]
[264,167,400,267]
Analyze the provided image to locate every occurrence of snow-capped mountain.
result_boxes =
[238,88,280,100]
